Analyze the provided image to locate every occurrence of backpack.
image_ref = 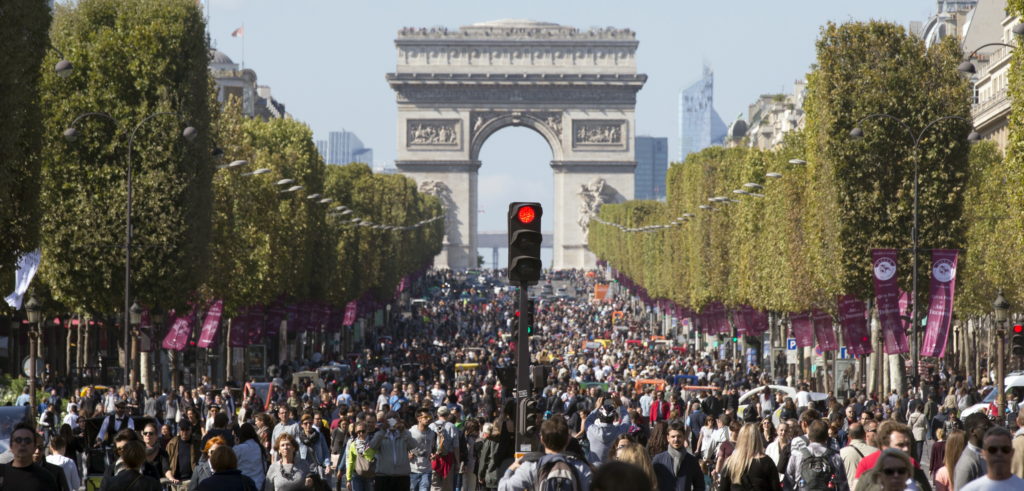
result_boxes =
[797,447,837,490]
[533,453,583,491]
[352,441,375,478]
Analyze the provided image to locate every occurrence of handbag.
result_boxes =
[354,448,375,478]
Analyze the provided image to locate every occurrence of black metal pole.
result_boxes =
[514,285,530,451]
[911,147,919,384]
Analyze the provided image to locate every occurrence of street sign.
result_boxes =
[786,338,798,364]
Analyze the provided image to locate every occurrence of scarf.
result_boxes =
[667,446,683,474]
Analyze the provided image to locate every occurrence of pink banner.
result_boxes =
[343,301,357,326]
[161,310,192,351]
[791,312,814,348]
[196,300,224,348]
[735,306,755,336]
[838,295,872,355]
[922,250,958,358]
[872,249,910,354]
[812,310,838,351]
[752,310,769,335]
[707,302,729,334]
[229,315,248,348]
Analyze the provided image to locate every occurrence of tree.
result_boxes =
[0,1,50,299]
[37,0,214,314]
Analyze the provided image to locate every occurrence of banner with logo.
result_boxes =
[229,315,248,348]
[343,301,358,326]
[872,249,909,354]
[196,299,224,348]
[838,295,872,355]
[790,312,814,348]
[161,310,193,351]
[922,249,958,358]
[812,310,839,351]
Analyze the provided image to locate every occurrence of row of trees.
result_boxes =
[3,0,443,319]
[590,20,1018,318]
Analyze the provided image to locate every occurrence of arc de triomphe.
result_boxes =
[388,19,646,270]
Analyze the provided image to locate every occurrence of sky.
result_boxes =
[200,0,939,237]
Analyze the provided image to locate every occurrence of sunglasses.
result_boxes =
[882,467,908,477]
[142,432,155,436]
[12,437,33,445]
[987,446,1013,455]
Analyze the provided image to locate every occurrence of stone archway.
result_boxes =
[388,19,646,269]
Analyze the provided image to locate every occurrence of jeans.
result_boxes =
[411,472,432,491]
[351,475,374,491]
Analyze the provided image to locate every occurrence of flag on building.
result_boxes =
[231,26,244,37]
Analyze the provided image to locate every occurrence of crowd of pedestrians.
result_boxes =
[3,268,1024,491]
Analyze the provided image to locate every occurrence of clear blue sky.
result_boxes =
[202,0,938,234]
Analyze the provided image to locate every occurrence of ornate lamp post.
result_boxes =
[24,294,42,419]
[64,111,197,387]
[850,115,978,382]
[993,291,1010,416]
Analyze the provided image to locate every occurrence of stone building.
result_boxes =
[209,49,287,120]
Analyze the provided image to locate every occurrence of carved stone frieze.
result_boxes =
[407,119,461,147]
[470,110,562,139]
[572,120,626,147]
[394,86,639,105]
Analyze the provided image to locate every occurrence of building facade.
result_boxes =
[962,0,1017,152]
[326,130,373,165]
[635,136,668,200]
[678,65,727,161]
[209,49,287,120]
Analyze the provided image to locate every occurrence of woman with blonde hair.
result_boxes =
[610,441,657,490]
[933,430,967,491]
[718,423,781,490]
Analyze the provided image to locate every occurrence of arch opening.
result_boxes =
[477,126,555,269]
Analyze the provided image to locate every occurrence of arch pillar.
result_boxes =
[396,159,480,270]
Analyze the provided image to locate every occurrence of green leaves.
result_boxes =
[590,20,972,317]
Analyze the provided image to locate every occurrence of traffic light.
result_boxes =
[525,299,536,336]
[1012,324,1024,358]
[518,397,541,440]
[508,202,543,285]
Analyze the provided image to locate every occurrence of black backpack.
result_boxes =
[797,447,837,490]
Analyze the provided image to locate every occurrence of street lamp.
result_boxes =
[850,113,975,380]
[24,294,41,419]
[65,111,198,388]
[957,25,1024,74]
[994,290,1010,415]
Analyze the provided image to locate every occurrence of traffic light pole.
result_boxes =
[515,284,531,452]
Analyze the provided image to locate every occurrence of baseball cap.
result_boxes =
[437,406,451,417]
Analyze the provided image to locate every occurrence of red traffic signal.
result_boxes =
[1014,324,1023,334]
[517,205,537,224]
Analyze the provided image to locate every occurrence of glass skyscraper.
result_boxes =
[326,130,373,165]
[635,136,668,200]
[678,65,727,161]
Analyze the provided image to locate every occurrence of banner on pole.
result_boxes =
[161,310,192,351]
[196,300,224,348]
[838,295,872,355]
[921,249,958,358]
[343,301,357,326]
[812,309,838,351]
[872,249,909,354]
[791,312,814,348]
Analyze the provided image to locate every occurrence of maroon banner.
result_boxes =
[922,249,958,358]
[707,302,729,334]
[247,306,265,345]
[790,312,814,348]
[265,306,284,338]
[196,300,224,348]
[735,306,754,336]
[812,310,838,351]
[343,301,357,326]
[752,310,769,335]
[229,315,248,348]
[161,310,192,351]
[872,249,910,354]
[838,295,872,356]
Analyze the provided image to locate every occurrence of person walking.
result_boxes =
[651,420,705,491]
[367,413,416,491]
[718,423,780,490]
[345,422,377,491]
[103,440,162,491]
[960,426,1024,490]
[265,434,319,491]
[839,423,876,490]
[497,415,591,491]
[409,408,438,491]
[196,446,258,491]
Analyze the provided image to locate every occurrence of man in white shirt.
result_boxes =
[62,403,79,430]
[639,388,654,419]
[46,436,81,491]
[961,426,1024,490]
